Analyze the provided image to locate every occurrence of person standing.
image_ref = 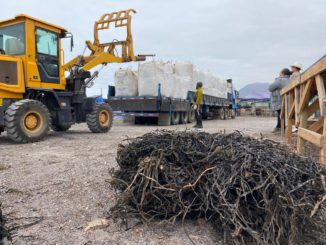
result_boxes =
[290,62,302,81]
[194,82,203,128]
[269,68,292,132]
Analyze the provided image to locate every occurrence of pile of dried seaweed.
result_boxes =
[0,204,7,243]
[110,130,326,245]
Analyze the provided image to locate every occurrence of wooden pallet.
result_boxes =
[280,55,326,166]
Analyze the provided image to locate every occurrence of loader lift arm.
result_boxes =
[62,9,145,73]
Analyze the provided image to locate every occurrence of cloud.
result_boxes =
[2,0,326,95]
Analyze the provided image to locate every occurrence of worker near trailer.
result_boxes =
[269,68,292,132]
[194,82,204,128]
[290,62,303,81]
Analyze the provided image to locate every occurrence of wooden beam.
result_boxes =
[315,75,326,116]
[281,55,326,95]
[297,108,309,153]
[281,97,285,137]
[289,102,295,118]
[287,119,293,144]
[308,118,324,132]
[280,96,285,118]
[294,87,300,125]
[298,127,323,147]
[299,79,313,113]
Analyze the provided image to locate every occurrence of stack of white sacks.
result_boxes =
[114,61,228,99]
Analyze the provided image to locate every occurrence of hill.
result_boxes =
[239,82,270,100]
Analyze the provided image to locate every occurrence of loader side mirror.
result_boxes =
[60,32,74,52]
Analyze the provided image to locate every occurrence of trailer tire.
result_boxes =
[231,109,236,119]
[180,112,189,124]
[4,99,50,143]
[188,109,196,123]
[158,113,171,126]
[171,111,180,125]
[86,103,113,133]
[219,108,226,120]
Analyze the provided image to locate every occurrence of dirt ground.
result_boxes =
[0,116,282,244]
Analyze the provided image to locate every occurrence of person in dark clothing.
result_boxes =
[194,82,203,128]
[269,68,292,132]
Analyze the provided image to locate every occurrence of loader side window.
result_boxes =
[36,28,59,82]
[36,28,58,57]
[0,23,25,56]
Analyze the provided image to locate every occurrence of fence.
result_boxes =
[280,55,326,166]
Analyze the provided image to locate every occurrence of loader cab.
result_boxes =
[0,14,68,96]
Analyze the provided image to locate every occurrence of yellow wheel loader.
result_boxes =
[0,9,145,143]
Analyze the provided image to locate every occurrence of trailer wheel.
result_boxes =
[188,109,196,123]
[4,99,50,143]
[180,112,189,124]
[219,108,226,120]
[158,113,171,126]
[86,103,113,133]
[171,111,180,125]
[231,109,236,119]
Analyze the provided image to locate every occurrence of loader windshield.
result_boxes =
[0,23,25,56]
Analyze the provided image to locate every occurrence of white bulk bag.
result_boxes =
[114,69,138,96]
[138,61,173,97]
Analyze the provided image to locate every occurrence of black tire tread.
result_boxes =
[86,103,113,133]
[4,99,50,143]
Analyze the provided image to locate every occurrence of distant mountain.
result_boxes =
[239,82,270,100]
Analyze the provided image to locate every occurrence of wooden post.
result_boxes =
[287,92,294,144]
[294,87,300,126]
[321,99,326,166]
[316,75,326,116]
[281,97,285,137]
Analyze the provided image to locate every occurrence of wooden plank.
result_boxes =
[289,102,295,118]
[294,87,300,125]
[298,127,323,147]
[315,75,326,116]
[298,79,313,113]
[297,108,309,153]
[281,97,285,137]
[287,119,293,144]
[281,55,326,95]
[308,118,324,132]
[321,99,326,166]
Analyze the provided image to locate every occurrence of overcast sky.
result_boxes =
[2,0,326,96]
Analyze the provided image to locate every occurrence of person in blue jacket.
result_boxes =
[269,68,292,132]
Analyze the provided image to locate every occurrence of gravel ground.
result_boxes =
[0,116,282,244]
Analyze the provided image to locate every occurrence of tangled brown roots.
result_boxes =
[110,130,326,245]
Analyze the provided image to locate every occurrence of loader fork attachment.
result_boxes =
[87,9,136,61]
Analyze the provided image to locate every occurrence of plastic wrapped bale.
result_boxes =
[173,62,194,99]
[114,69,138,96]
[138,61,173,97]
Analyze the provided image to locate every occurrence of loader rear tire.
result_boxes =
[86,103,113,133]
[4,99,50,143]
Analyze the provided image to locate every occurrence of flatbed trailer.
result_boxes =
[106,86,236,126]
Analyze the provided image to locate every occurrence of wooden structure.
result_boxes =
[280,55,326,166]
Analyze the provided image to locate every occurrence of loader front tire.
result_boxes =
[4,99,50,143]
[86,103,113,133]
